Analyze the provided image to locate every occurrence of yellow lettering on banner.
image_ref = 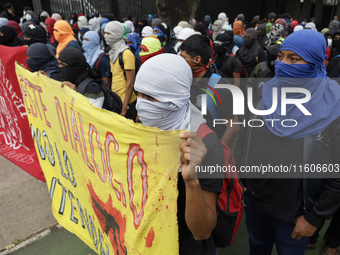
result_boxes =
[16,63,182,255]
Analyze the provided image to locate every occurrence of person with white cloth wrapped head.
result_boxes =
[134,53,223,255]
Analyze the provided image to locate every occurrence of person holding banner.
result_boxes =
[134,53,224,255]
[58,47,105,109]
[26,42,60,80]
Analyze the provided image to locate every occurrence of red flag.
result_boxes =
[0,45,44,181]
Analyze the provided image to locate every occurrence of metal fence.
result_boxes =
[31,0,157,20]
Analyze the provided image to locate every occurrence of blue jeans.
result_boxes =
[244,193,309,255]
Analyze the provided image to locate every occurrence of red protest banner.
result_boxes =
[0,45,44,181]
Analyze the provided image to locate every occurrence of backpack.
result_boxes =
[197,124,244,247]
[118,48,143,79]
[78,78,122,114]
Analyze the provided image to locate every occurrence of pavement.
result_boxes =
[0,155,334,255]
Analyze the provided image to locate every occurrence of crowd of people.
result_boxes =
[1,2,340,255]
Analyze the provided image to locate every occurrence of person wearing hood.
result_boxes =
[88,18,100,33]
[173,25,183,39]
[26,42,60,80]
[221,24,232,33]
[139,36,163,63]
[7,20,22,38]
[266,23,284,46]
[0,3,19,22]
[225,30,239,55]
[77,16,88,30]
[178,21,189,28]
[218,12,228,27]
[194,23,206,36]
[124,20,135,32]
[39,11,49,29]
[175,27,195,53]
[236,28,266,76]
[54,20,81,58]
[267,12,276,24]
[294,25,304,32]
[44,17,56,45]
[236,13,245,23]
[136,18,148,36]
[126,32,141,55]
[83,31,111,85]
[266,22,273,34]
[21,23,56,55]
[51,13,62,22]
[257,23,268,48]
[213,33,242,87]
[151,18,162,28]
[234,29,340,255]
[104,21,137,120]
[327,30,340,75]
[246,41,281,100]
[134,53,224,255]
[290,20,299,30]
[58,47,105,109]
[153,22,168,44]
[305,22,317,31]
[204,15,213,31]
[233,20,245,37]
[122,23,130,37]
[141,26,153,37]
[212,20,222,41]
[0,17,9,27]
[0,25,21,46]
[329,20,340,30]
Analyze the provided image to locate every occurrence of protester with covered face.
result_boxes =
[58,47,105,109]
[236,28,266,76]
[104,21,137,120]
[139,36,163,63]
[26,42,60,80]
[83,31,111,86]
[54,20,81,58]
[134,53,224,254]
[235,29,340,255]
[0,25,21,46]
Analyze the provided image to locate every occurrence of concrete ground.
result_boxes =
[0,155,336,255]
[0,155,57,251]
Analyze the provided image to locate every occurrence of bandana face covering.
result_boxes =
[186,59,215,77]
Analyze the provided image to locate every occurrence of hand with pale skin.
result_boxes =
[179,132,207,182]
[291,215,317,240]
[61,81,77,91]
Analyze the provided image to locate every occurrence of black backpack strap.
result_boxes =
[257,69,272,79]
[118,49,128,79]
[259,61,268,72]
[77,78,95,94]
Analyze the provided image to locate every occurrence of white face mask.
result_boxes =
[328,38,332,47]
[26,14,32,21]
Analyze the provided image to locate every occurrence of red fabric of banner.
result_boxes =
[0,45,45,181]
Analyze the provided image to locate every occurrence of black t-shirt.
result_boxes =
[178,132,224,255]
[327,57,340,77]
[245,114,305,222]
[219,56,242,79]
[190,68,234,139]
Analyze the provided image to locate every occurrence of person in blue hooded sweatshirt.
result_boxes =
[83,31,111,87]
[234,29,340,255]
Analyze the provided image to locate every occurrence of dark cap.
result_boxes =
[265,42,281,56]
